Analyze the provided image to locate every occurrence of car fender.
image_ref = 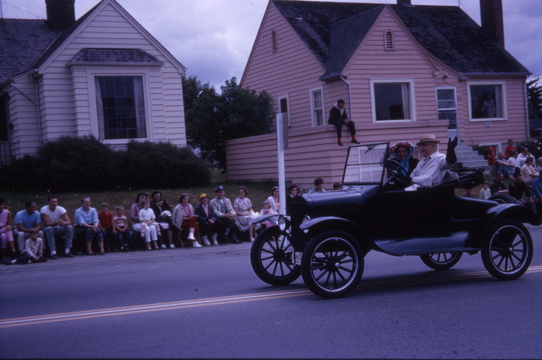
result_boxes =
[300,216,373,251]
[252,213,281,225]
[484,203,541,231]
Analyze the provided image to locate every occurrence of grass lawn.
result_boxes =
[0,169,277,221]
[0,169,504,221]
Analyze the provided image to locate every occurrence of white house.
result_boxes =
[0,0,187,163]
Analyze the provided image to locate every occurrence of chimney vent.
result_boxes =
[480,0,505,47]
[46,0,76,31]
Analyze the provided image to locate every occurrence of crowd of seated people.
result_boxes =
[0,185,296,264]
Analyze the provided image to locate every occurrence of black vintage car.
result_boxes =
[250,142,540,299]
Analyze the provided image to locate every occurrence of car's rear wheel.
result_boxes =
[250,226,300,286]
[301,230,363,299]
[420,252,462,270]
[481,220,533,280]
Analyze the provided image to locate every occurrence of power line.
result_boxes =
[3,0,43,19]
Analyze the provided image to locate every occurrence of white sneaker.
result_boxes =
[192,241,202,248]
[202,237,211,246]
[160,244,167,249]
[188,233,195,241]
[212,234,218,245]
[250,237,255,242]
[169,244,175,249]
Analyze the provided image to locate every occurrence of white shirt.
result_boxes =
[508,157,520,169]
[40,205,67,225]
[406,152,451,191]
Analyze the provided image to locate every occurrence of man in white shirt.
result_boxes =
[517,147,535,167]
[406,134,457,191]
[41,196,74,259]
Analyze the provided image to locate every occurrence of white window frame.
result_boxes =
[87,68,152,145]
[435,86,457,122]
[278,94,291,127]
[309,87,325,127]
[467,80,507,122]
[370,79,416,123]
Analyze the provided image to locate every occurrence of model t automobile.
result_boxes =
[250,142,540,299]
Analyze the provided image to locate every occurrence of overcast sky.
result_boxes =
[2,0,541,89]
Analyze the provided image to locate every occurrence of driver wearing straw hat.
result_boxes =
[405,134,458,191]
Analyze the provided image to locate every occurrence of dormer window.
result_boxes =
[385,30,394,50]
[272,30,278,52]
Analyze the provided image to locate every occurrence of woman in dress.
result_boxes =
[130,192,147,236]
[267,186,280,213]
[172,193,201,248]
[0,198,15,260]
[234,186,255,242]
[520,157,538,186]
[150,190,174,249]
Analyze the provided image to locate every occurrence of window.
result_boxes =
[95,76,146,140]
[469,82,504,120]
[372,81,413,121]
[436,88,457,129]
[310,88,324,126]
[384,30,394,50]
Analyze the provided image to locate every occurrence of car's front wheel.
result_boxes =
[250,226,300,286]
[481,220,533,280]
[420,252,462,270]
[301,230,363,299]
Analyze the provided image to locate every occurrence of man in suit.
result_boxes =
[209,186,241,244]
[328,99,360,146]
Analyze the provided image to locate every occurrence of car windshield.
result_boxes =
[342,142,389,185]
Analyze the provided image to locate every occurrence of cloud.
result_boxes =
[4,0,540,86]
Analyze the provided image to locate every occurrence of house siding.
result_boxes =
[6,1,186,158]
[228,4,529,189]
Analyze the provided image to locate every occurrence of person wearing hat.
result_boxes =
[195,193,219,246]
[209,186,241,244]
[405,135,458,191]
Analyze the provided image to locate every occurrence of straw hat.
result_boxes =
[199,193,208,201]
[416,134,440,146]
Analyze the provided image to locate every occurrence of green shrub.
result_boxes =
[119,141,211,189]
[0,154,38,192]
[34,135,120,192]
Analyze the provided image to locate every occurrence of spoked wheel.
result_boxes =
[481,220,533,280]
[420,252,462,270]
[250,226,300,286]
[301,230,363,299]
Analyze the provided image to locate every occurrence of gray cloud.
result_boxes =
[4,0,540,86]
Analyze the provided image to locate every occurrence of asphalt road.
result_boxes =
[1,225,542,359]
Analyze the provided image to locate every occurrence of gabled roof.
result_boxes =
[272,0,529,78]
[68,48,162,65]
[324,5,385,80]
[0,19,59,84]
[1,0,184,86]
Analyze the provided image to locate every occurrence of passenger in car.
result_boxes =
[388,141,419,178]
[509,175,537,213]
[405,134,457,191]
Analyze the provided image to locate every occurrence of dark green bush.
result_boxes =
[119,141,211,189]
[0,154,39,192]
[34,135,120,192]
[1,137,210,192]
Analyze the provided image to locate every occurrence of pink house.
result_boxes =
[226,0,530,190]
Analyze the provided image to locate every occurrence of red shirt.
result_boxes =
[98,211,114,229]
[504,145,516,158]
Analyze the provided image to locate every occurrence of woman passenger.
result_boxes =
[389,141,419,177]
